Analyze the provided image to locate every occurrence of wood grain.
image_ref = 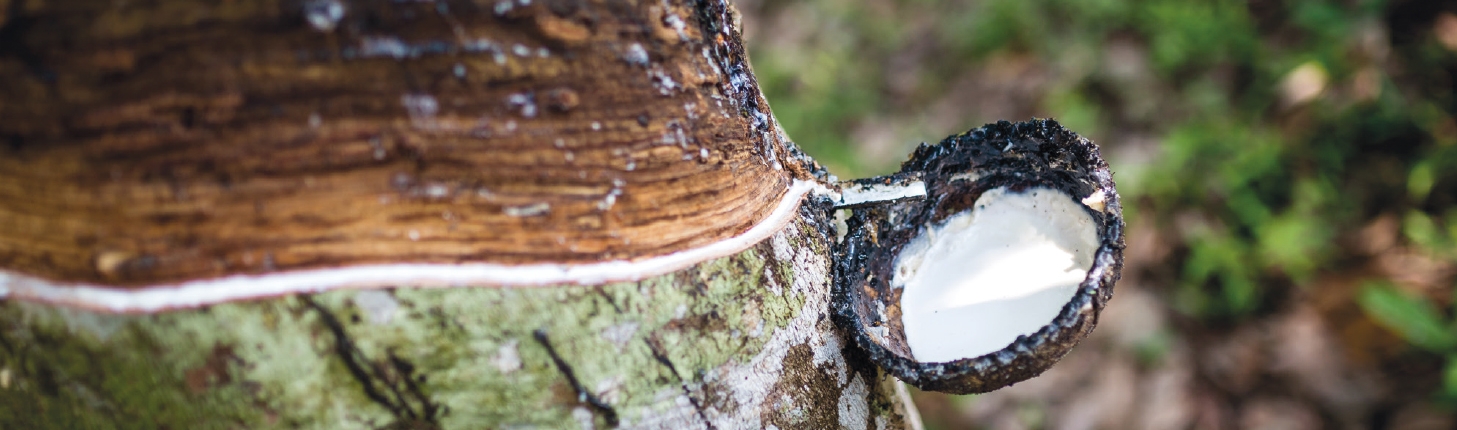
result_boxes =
[0,0,805,287]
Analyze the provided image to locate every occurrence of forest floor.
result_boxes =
[738,0,1457,429]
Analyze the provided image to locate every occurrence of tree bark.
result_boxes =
[0,0,920,428]
[0,205,920,428]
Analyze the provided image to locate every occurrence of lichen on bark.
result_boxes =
[0,205,913,429]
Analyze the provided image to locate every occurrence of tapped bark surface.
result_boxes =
[0,0,916,428]
[0,0,798,287]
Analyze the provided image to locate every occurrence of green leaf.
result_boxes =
[1358,283,1457,352]
[1404,210,1450,254]
[1408,161,1436,201]
[1444,357,1457,400]
[1222,273,1258,315]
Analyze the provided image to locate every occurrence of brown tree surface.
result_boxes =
[0,0,918,428]
[0,0,803,287]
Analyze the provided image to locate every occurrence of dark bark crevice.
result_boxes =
[533,328,620,427]
[387,350,443,423]
[594,287,623,313]
[302,296,439,428]
[0,0,56,85]
[645,336,717,429]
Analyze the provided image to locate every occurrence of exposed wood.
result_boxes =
[0,0,803,288]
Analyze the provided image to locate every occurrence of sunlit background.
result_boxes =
[738,0,1457,428]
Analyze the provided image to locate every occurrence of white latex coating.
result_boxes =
[894,187,1098,363]
[838,181,927,207]
[0,180,824,313]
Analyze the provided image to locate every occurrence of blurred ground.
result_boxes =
[737,0,1457,429]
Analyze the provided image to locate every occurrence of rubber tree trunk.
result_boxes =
[2,213,922,429]
[0,0,920,428]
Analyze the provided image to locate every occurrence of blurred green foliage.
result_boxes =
[750,0,1457,399]
[1360,281,1457,402]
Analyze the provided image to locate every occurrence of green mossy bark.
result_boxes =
[0,215,913,429]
